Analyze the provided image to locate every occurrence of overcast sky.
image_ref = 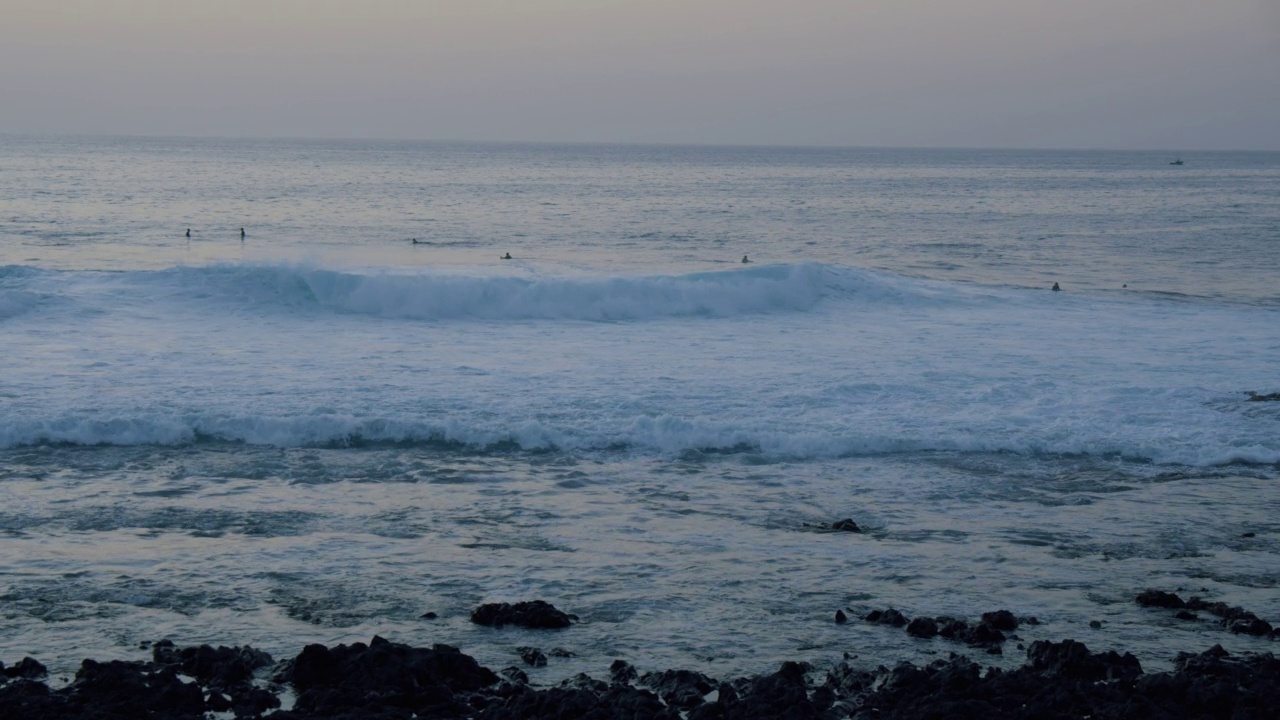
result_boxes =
[2,0,1277,149]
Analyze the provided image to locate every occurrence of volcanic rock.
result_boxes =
[471,600,574,629]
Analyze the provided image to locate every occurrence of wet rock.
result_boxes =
[609,659,637,685]
[866,608,909,627]
[421,611,439,619]
[278,635,498,718]
[936,617,969,638]
[151,640,273,694]
[641,668,715,710]
[981,610,1019,631]
[1136,589,1187,609]
[831,518,861,532]
[1,657,47,680]
[500,666,528,684]
[1246,391,1280,401]
[1242,532,1257,538]
[693,661,818,720]
[1027,639,1142,681]
[1022,615,1040,625]
[1228,617,1274,636]
[906,617,939,638]
[834,609,847,624]
[1176,611,1199,621]
[1089,620,1103,629]
[471,600,574,629]
[518,646,547,667]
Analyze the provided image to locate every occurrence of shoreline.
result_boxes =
[3,627,1277,718]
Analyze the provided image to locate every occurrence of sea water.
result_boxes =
[1,136,1278,681]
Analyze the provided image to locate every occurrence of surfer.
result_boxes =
[411,238,420,244]
[1051,282,1060,291]
[501,252,513,259]
[240,228,246,240]
[742,255,750,263]
[185,229,190,238]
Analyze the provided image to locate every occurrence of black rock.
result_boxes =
[1,657,47,680]
[1246,391,1280,402]
[1027,639,1142,681]
[518,646,547,667]
[549,647,575,658]
[609,659,637,685]
[906,617,939,638]
[151,640,273,694]
[422,611,439,619]
[641,668,715,710]
[981,610,1019,631]
[1242,532,1256,538]
[278,635,498,717]
[1089,620,1103,629]
[834,609,847,624]
[1136,589,1186,609]
[1175,611,1199,621]
[831,518,861,532]
[500,666,529,684]
[471,600,574,629]
[866,608,909,627]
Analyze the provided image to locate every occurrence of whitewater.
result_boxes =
[1,136,1278,682]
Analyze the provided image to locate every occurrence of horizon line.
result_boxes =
[1,130,1276,155]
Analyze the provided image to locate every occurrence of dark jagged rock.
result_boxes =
[866,608,909,627]
[421,611,439,619]
[1183,596,1276,636]
[276,635,498,718]
[1176,610,1199,621]
[1229,617,1274,636]
[834,609,847,624]
[906,617,939,638]
[692,661,818,720]
[549,647,576,658]
[1137,589,1187,609]
[610,659,638,685]
[1027,639,1142,681]
[151,639,273,693]
[471,600,574,629]
[641,668,715,710]
[6,634,1280,719]
[500,666,528,684]
[1,657,47,680]
[937,616,969,638]
[831,518,861,532]
[981,610,1019,631]
[518,646,548,667]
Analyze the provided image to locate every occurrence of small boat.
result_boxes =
[1170,159,1184,165]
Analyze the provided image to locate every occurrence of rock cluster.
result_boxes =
[2,636,1279,719]
[1136,589,1279,638]
[863,607,1029,653]
[470,600,576,629]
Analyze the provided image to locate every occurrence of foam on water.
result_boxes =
[2,261,1278,467]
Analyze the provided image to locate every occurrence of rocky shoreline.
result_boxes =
[3,597,1278,719]
[2,635,1277,719]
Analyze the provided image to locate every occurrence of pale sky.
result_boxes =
[2,0,1277,149]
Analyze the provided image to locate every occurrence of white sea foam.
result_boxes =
[2,261,1277,466]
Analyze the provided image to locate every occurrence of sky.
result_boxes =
[2,0,1277,149]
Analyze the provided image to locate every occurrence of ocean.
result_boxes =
[1,135,1278,682]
